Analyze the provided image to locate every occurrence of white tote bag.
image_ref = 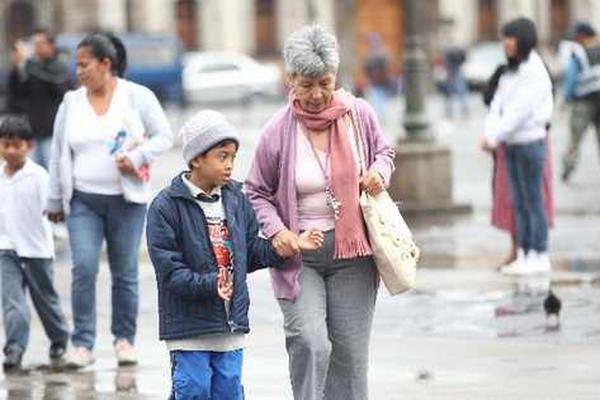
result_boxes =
[351,109,419,295]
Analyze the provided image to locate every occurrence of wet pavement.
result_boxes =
[1,95,600,398]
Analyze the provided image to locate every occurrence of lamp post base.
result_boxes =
[388,140,472,216]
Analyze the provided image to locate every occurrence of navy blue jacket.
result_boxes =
[146,173,283,340]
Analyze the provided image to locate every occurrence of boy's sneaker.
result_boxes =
[115,339,137,366]
[49,342,67,368]
[3,346,23,372]
[64,346,94,370]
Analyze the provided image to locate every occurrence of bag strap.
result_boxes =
[349,104,367,176]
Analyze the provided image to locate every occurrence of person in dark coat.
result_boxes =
[8,29,70,169]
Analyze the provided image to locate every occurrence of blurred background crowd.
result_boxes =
[0,0,597,111]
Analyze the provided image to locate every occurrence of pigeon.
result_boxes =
[543,289,562,330]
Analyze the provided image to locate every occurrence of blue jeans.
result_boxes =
[0,250,69,354]
[31,137,52,170]
[170,350,244,399]
[505,139,548,253]
[66,191,146,350]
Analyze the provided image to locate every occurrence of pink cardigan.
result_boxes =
[244,98,395,300]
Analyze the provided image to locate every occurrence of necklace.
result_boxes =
[303,126,342,220]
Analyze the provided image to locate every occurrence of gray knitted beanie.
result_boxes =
[179,110,240,164]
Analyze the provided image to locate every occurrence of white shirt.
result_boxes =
[69,80,129,195]
[0,160,54,258]
[485,51,553,145]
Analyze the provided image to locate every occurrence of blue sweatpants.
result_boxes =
[170,349,244,399]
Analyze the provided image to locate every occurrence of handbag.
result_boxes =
[350,108,419,295]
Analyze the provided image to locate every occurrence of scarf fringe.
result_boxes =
[334,237,373,260]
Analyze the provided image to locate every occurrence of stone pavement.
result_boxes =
[1,95,599,398]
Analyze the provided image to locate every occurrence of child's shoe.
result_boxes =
[3,346,23,372]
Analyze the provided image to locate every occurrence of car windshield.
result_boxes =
[197,62,241,73]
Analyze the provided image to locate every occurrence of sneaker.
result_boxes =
[64,346,94,370]
[114,339,137,366]
[502,250,551,276]
[2,346,23,372]
[527,251,552,274]
[49,342,67,368]
[500,249,527,275]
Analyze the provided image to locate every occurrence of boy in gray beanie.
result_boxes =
[146,110,323,399]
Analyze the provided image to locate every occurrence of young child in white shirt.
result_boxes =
[0,116,69,371]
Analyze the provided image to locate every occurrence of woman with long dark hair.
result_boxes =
[481,18,554,275]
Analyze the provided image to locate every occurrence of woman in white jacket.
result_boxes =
[47,33,173,368]
[481,18,553,275]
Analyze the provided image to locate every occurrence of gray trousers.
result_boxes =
[0,250,69,354]
[563,99,600,173]
[278,232,377,400]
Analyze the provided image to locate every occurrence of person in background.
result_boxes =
[362,33,395,120]
[482,64,555,269]
[481,18,554,276]
[5,40,29,116]
[443,45,468,118]
[561,21,600,182]
[0,116,69,372]
[47,33,173,369]
[7,29,70,169]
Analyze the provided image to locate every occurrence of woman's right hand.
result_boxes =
[47,212,65,223]
[272,229,300,258]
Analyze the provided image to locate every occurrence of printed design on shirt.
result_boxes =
[108,130,128,155]
[106,127,151,182]
[206,216,234,273]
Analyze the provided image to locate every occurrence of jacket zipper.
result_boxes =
[193,198,235,333]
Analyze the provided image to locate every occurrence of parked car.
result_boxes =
[182,51,282,104]
[56,33,184,104]
[462,42,507,90]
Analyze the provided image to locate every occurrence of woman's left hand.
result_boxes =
[115,154,136,176]
[360,170,385,196]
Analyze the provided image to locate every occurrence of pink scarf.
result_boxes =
[290,89,372,259]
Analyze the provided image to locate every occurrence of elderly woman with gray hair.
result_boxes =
[245,25,395,399]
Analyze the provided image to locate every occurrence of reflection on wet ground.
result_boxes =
[375,271,600,342]
[3,366,140,399]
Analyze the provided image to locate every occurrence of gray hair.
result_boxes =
[283,25,340,78]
